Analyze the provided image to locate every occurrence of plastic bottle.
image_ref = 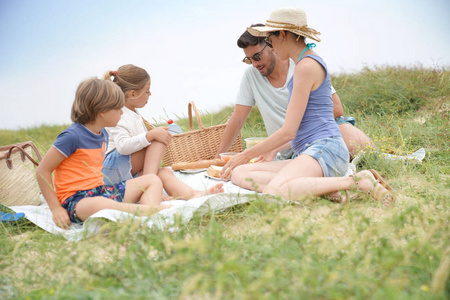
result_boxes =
[167,119,183,134]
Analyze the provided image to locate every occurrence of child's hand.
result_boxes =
[51,206,71,229]
[147,127,172,146]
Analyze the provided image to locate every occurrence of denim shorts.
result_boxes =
[61,181,126,224]
[103,149,137,185]
[293,136,349,177]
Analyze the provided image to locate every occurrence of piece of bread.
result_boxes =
[206,165,223,178]
[171,158,226,171]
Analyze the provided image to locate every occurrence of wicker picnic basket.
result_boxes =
[0,141,42,206]
[157,102,244,166]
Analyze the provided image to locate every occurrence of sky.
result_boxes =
[0,0,449,130]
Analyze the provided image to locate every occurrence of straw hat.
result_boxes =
[247,8,321,42]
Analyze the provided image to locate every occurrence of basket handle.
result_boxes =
[141,116,155,131]
[2,142,42,170]
[188,101,205,131]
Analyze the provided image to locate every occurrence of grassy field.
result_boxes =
[0,66,449,299]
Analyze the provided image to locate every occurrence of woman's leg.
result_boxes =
[263,154,328,198]
[231,160,291,192]
[157,167,224,199]
[130,141,167,176]
[263,159,392,203]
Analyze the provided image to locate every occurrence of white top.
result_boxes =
[106,107,151,155]
[236,59,295,137]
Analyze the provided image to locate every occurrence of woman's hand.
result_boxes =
[254,149,278,163]
[147,127,172,146]
[220,152,251,180]
[51,206,71,229]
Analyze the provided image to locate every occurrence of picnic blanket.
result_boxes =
[7,147,425,241]
[8,172,257,241]
[9,148,423,242]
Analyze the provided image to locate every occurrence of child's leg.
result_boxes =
[75,196,169,222]
[123,174,164,206]
[130,141,166,176]
[143,141,166,175]
[158,167,224,199]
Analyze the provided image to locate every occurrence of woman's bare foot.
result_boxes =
[354,170,394,206]
[189,183,225,199]
[326,190,349,203]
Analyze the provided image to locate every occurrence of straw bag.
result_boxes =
[0,141,42,206]
[158,102,244,166]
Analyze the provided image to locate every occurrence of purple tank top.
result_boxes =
[287,55,341,154]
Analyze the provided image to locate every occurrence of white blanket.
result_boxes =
[9,172,256,241]
[9,159,364,241]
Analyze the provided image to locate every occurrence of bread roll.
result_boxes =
[206,165,223,178]
[171,159,226,171]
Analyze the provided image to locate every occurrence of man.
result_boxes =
[215,24,373,161]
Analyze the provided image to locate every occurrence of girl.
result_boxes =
[103,64,224,199]
[36,78,171,229]
[221,8,393,204]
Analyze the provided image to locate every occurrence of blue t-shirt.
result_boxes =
[287,55,341,154]
[53,123,109,202]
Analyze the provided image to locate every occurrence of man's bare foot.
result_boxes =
[189,183,224,199]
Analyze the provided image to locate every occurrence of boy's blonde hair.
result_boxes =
[71,78,125,124]
[104,64,150,95]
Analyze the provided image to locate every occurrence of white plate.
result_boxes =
[204,174,228,181]
[179,168,207,174]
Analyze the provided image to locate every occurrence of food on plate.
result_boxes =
[206,165,223,178]
[171,159,226,171]
[219,152,238,163]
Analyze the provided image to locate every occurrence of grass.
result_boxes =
[1,66,449,299]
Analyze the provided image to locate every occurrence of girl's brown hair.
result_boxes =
[71,78,125,124]
[104,64,150,95]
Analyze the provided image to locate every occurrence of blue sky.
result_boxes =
[0,0,448,130]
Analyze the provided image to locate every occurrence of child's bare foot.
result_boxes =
[189,183,224,199]
[162,194,173,202]
[158,204,173,210]
[138,204,173,217]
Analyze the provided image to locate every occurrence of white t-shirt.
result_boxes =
[236,59,336,158]
[236,60,295,137]
[105,106,150,155]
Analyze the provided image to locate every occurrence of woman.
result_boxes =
[221,8,393,204]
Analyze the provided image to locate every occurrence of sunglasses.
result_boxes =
[264,33,274,48]
[242,43,269,64]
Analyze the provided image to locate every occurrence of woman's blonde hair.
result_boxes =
[71,78,125,124]
[103,64,150,95]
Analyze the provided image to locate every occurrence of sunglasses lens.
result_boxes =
[243,58,252,64]
[252,54,261,62]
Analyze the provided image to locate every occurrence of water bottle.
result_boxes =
[167,119,183,134]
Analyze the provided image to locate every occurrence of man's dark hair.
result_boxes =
[237,24,267,48]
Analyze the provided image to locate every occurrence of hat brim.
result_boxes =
[247,26,282,37]
[247,26,321,43]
